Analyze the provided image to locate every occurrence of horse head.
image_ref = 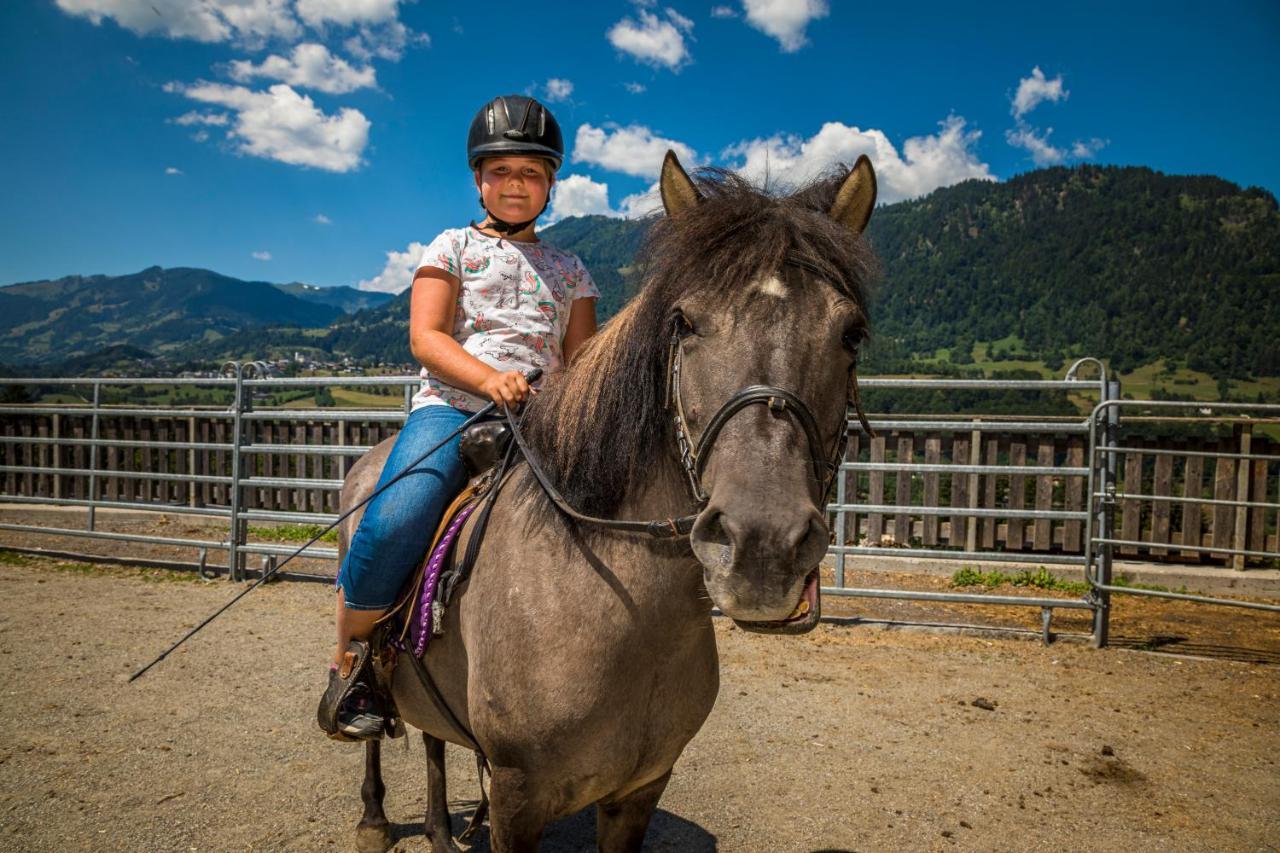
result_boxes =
[658,151,877,632]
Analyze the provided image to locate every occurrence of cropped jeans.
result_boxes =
[336,404,471,610]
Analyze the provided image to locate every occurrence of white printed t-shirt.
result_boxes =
[410,225,601,413]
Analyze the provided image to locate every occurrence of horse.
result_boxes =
[336,150,878,852]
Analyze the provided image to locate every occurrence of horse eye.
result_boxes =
[673,311,696,338]
[842,327,864,355]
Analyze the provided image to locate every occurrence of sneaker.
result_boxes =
[336,681,385,739]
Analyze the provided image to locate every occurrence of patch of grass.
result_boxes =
[951,566,1089,595]
[248,523,338,544]
[1,551,205,583]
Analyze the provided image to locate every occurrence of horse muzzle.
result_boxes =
[691,505,827,634]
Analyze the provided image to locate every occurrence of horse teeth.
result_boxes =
[788,599,810,619]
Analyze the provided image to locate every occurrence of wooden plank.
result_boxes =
[1211,441,1237,558]
[72,419,86,500]
[950,434,970,548]
[894,435,914,545]
[1248,450,1268,554]
[843,433,860,545]
[1233,427,1252,569]
[1007,439,1027,551]
[1120,447,1143,556]
[922,435,941,546]
[1181,452,1204,557]
[19,418,33,497]
[36,419,50,498]
[1,420,14,495]
[1063,438,1084,552]
[139,418,153,503]
[1150,452,1173,556]
[311,422,326,514]
[293,422,307,513]
[866,435,886,545]
[981,438,999,549]
[175,419,188,506]
[1033,439,1054,551]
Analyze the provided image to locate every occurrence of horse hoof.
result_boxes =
[355,821,392,853]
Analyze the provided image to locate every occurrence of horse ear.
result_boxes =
[829,155,877,234]
[660,150,701,217]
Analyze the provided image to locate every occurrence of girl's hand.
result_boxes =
[479,370,532,408]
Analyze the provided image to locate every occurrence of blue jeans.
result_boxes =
[336,405,472,610]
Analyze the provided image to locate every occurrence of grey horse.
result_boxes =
[336,151,878,852]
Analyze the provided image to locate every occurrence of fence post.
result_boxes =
[225,363,249,582]
[1233,423,1253,570]
[1092,378,1121,648]
[86,381,101,531]
[188,415,197,508]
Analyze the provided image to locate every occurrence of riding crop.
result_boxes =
[128,369,542,683]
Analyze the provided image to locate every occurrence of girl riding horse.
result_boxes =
[320,94,599,739]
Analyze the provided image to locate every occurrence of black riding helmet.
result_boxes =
[468,95,563,234]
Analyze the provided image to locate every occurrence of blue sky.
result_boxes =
[2,0,1278,291]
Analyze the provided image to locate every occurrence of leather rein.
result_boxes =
[502,254,875,539]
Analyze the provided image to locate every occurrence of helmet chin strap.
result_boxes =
[476,193,551,237]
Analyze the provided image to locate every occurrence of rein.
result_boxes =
[504,254,874,539]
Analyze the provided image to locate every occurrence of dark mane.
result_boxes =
[518,167,877,518]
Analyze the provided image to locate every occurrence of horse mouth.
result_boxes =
[731,568,821,635]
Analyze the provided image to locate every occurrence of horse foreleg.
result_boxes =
[354,739,392,853]
[422,733,464,853]
[595,771,672,853]
[487,766,547,853]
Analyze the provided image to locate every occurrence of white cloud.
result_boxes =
[165,166,183,175]
[314,213,332,224]
[607,9,693,71]
[228,43,376,94]
[55,0,300,44]
[1011,66,1068,118]
[294,0,399,27]
[1071,137,1107,159]
[711,5,737,17]
[573,123,697,179]
[252,250,272,261]
[724,115,994,203]
[173,110,230,126]
[742,0,828,52]
[343,19,425,61]
[623,82,646,94]
[358,241,428,293]
[170,81,370,172]
[545,78,574,102]
[619,182,663,218]
[192,130,210,142]
[546,175,616,222]
[1005,124,1065,166]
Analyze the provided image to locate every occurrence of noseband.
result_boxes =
[504,254,871,538]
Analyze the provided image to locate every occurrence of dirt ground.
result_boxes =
[0,545,1277,853]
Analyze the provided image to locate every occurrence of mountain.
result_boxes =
[6,166,1277,380]
[864,165,1280,377]
[274,282,394,313]
[0,266,344,366]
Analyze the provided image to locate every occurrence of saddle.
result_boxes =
[317,420,514,744]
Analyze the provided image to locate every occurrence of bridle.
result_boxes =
[504,254,874,539]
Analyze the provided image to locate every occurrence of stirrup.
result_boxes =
[317,639,377,742]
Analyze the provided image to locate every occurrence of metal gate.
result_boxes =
[1083,399,1280,646]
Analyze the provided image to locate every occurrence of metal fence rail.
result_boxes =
[2,360,1277,646]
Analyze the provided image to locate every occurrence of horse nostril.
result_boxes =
[691,509,736,570]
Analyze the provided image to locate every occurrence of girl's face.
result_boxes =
[475,157,555,224]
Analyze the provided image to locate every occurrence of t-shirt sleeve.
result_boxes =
[571,255,601,300]
[415,230,462,278]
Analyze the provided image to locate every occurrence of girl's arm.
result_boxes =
[561,297,598,366]
[410,267,530,407]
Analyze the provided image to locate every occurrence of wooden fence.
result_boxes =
[2,412,1276,566]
